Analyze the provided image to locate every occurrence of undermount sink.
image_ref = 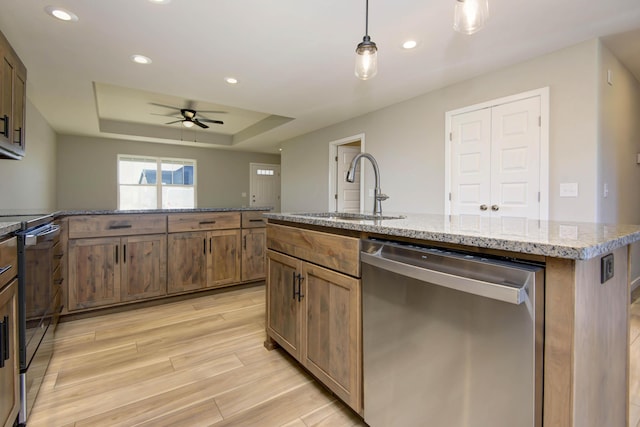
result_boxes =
[292,212,405,221]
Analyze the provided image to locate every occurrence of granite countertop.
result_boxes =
[58,207,272,216]
[0,221,21,238]
[264,212,640,260]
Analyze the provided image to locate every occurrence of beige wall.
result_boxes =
[0,98,57,211]
[280,39,601,222]
[597,42,640,224]
[56,135,280,210]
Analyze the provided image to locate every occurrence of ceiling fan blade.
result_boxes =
[165,120,182,125]
[198,118,224,125]
[150,102,181,111]
[152,112,180,118]
[193,119,209,129]
[197,110,228,114]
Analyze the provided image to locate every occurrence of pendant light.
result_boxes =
[355,0,378,80]
[453,0,489,35]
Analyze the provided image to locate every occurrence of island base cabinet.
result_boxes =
[0,279,19,427]
[267,251,302,358]
[266,249,362,414]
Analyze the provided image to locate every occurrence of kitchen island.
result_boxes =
[264,212,640,427]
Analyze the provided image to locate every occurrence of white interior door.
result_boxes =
[450,108,492,224]
[449,95,543,225]
[490,97,541,219]
[250,163,281,211]
[336,145,361,212]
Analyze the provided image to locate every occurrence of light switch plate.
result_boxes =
[559,183,579,198]
[601,253,614,283]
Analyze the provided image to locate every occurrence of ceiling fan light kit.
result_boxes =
[355,0,378,80]
[453,0,489,35]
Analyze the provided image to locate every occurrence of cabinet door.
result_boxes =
[207,230,241,288]
[12,69,25,152]
[0,55,12,147]
[167,232,207,294]
[241,228,266,282]
[120,234,167,302]
[302,263,362,412]
[0,279,19,427]
[68,237,120,311]
[266,250,302,358]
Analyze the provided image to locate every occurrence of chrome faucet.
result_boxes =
[346,152,389,216]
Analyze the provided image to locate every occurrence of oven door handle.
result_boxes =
[25,225,60,246]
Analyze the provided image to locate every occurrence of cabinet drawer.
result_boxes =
[0,237,17,288]
[242,211,267,228]
[69,215,167,238]
[168,212,240,232]
[267,224,360,277]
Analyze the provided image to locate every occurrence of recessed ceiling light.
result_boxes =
[44,6,79,22]
[225,77,238,85]
[131,54,152,65]
[148,0,171,4]
[402,40,417,49]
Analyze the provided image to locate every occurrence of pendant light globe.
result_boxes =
[453,0,489,35]
[355,0,378,80]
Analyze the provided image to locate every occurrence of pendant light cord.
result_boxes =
[365,0,369,37]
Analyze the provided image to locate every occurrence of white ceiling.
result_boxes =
[1,0,639,153]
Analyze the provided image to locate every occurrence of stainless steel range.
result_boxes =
[8,214,62,425]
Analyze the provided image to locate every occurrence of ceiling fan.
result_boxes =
[150,102,225,129]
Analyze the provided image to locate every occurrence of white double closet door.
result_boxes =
[449,94,544,229]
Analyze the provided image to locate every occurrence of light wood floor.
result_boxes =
[26,284,640,427]
[27,284,366,427]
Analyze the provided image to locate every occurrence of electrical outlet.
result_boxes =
[601,253,614,283]
[559,183,578,198]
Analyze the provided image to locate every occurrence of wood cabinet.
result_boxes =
[265,224,362,413]
[0,29,27,159]
[64,211,266,313]
[241,211,267,282]
[67,215,168,311]
[167,212,241,294]
[0,236,19,427]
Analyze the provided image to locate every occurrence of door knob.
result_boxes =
[480,204,488,211]
[491,205,500,211]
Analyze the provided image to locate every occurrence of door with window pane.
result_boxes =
[250,163,281,211]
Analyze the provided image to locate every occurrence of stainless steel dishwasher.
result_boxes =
[361,239,543,427]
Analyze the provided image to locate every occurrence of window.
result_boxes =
[118,155,196,209]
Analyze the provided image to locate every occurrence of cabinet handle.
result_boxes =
[0,315,8,367]
[199,221,216,225]
[115,245,119,264]
[292,271,296,300]
[243,235,247,250]
[0,265,11,275]
[203,238,206,254]
[123,244,126,264]
[0,115,8,138]
[14,127,22,146]
[480,204,488,211]
[209,238,212,254]
[249,219,264,223]
[491,204,500,211]
[109,224,132,230]
[295,274,305,302]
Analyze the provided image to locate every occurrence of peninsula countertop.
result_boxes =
[264,212,640,260]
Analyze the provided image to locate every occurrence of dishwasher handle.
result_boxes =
[361,251,530,305]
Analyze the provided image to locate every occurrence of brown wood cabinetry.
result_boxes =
[167,214,241,294]
[265,223,362,413]
[64,211,266,313]
[0,29,27,159]
[0,237,19,427]
[67,215,168,311]
[241,211,267,282]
